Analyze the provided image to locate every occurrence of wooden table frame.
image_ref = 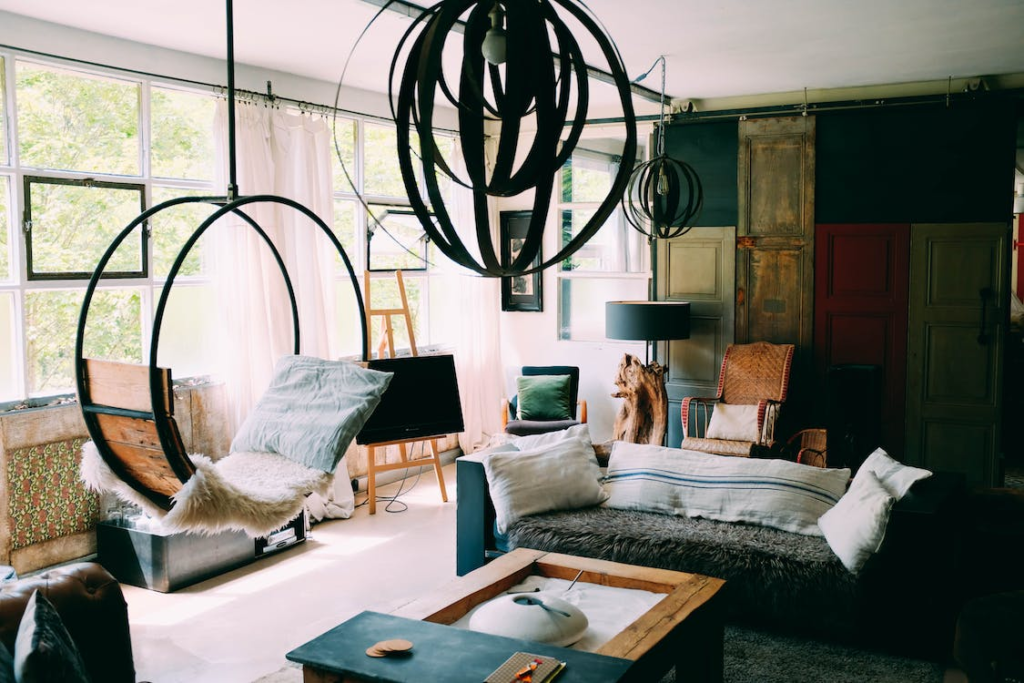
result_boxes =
[302,548,726,683]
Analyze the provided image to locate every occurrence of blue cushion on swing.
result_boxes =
[231,355,394,472]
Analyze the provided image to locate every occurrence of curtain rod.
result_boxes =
[0,42,461,134]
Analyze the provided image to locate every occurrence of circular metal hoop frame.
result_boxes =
[74,194,368,508]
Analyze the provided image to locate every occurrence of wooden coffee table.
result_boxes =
[289,548,726,683]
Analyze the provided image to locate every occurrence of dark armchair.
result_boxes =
[501,366,587,437]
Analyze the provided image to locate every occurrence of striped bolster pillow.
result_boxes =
[604,441,851,536]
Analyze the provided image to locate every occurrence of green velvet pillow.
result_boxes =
[516,375,573,421]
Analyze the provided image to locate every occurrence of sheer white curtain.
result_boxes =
[444,139,505,453]
[212,102,337,433]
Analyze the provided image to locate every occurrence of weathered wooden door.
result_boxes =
[655,227,736,447]
[814,224,910,458]
[905,223,1007,485]
[737,116,815,414]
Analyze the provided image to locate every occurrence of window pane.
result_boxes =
[365,274,422,353]
[150,87,215,181]
[153,284,216,378]
[364,123,416,198]
[0,177,10,280]
[334,280,362,359]
[560,208,645,274]
[367,206,427,271]
[0,293,17,401]
[26,288,142,394]
[16,62,140,175]
[562,154,615,203]
[27,180,144,277]
[558,277,648,341]
[0,57,7,164]
[426,274,458,348]
[151,187,215,277]
[331,117,357,193]
[332,198,358,273]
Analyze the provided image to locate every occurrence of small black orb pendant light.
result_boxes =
[621,56,703,242]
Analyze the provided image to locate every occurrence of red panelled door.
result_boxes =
[814,224,910,458]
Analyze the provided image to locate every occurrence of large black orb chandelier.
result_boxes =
[387,0,637,277]
[621,56,703,241]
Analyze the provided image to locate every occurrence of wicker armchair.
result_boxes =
[788,428,828,467]
[680,342,795,457]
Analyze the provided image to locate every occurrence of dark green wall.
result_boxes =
[663,120,738,227]
[816,100,1018,223]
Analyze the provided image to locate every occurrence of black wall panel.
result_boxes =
[816,101,1017,223]
[663,120,739,227]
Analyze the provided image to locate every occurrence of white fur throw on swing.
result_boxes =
[80,441,331,538]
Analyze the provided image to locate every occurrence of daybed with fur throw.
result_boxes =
[456,431,964,660]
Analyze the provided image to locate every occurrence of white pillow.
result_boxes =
[511,423,594,454]
[858,447,931,499]
[605,441,850,536]
[818,469,895,573]
[705,404,760,442]
[482,436,607,534]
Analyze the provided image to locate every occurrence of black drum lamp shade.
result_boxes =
[606,301,691,342]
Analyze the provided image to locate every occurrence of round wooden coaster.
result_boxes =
[365,645,387,658]
[382,639,413,652]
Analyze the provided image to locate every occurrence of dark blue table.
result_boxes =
[287,610,635,682]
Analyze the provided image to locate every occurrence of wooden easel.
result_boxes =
[363,270,448,514]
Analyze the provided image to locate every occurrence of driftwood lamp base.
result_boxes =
[611,353,668,446]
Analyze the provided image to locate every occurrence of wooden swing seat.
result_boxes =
[80,359,195,510]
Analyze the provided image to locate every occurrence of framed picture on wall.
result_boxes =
[500,211,543,312]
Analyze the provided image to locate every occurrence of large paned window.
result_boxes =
[0,58,217,402]
[557,138,649,341]
[333,118,453,357]
[0,52,454,404]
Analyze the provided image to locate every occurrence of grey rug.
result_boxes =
[710,625,943,683]
[257,626,944,682]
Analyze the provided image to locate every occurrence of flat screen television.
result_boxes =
[356,354,465,445]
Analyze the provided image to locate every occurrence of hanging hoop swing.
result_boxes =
[74,0,369,537]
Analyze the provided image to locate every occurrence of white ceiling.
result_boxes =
[0,0,1023,109]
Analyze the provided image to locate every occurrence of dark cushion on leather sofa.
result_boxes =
[0,562,136,683]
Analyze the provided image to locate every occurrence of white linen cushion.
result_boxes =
[511,423,594,455]
[818,469,895,573]
[604,441,851,536]
[705,404,760,442]
[482,436,608,534]
[858,447,932,499]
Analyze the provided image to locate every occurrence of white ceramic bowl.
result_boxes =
[468,591,588,647]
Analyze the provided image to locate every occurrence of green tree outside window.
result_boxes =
[26,289,142,394]
[16,62,140,176]
[151,87,215,181]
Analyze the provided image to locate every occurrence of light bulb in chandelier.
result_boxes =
[482,3,507,65]
[657,166,669,195]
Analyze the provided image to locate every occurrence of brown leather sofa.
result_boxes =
[0,562,136,683]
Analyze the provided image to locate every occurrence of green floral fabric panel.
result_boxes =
[7,438,99,550]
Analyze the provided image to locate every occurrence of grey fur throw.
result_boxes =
[506,507,862,637]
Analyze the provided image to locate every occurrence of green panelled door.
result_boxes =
[656,227,737,447]
[905,223,1008,486]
